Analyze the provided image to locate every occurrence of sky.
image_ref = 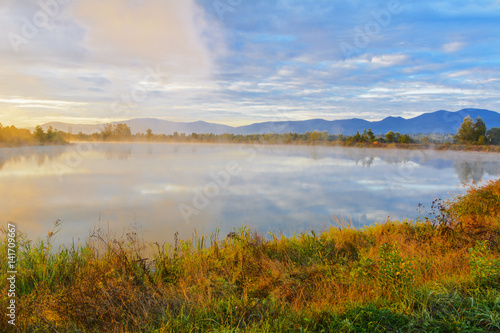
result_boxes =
[1,0,500,127]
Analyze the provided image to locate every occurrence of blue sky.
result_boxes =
[1,0,499,127]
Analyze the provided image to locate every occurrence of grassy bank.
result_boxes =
[1,180,500,332]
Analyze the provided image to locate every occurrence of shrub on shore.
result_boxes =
[0,124,67,147]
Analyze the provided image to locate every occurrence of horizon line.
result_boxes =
[12,107,496,129]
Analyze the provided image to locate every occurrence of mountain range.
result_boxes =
[39,108,500,136]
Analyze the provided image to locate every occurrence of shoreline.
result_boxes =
[25,139,500,153]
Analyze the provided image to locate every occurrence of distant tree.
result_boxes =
[421,135,433,144]
[359,129,368,143]
[34,125,45,142]
[487,127,500,145]
[0,125,35,145]
[146,128,153,140]
[101,124,114,140]
[46,126,55,141]
[113,123,131,139]
[454,116,476,144]
[473,117,487,144]
[366,128,375,142]
[454,116,487,144]
[385,131,395,143]
[399,134,412,144]
[309,131,326,141]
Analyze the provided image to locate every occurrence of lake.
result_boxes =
[1,143,499,246]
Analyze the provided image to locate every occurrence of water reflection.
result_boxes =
[0,145,67,170]
[0,143,498,246]
[100,144,132,160]
[2,145,498,184]
[302,146,500,183]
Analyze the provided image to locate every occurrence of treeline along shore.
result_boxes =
[1,177,499,331]
[2,115,500,152]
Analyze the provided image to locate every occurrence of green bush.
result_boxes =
[469,241,500,286]
[377,243,415,294]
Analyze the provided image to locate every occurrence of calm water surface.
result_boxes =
[1,143,499,245]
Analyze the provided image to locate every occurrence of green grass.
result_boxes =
[1,180,500,332]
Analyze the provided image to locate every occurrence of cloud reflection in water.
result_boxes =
[0,143,499,246]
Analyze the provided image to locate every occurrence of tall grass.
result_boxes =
[1,180,500,332]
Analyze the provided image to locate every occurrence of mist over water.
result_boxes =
[1,143,499,246]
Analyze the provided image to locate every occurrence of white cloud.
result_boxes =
[0,98,85,106]
[398,87,477,96]
[358,93,392,99]
[442,42,465,53]
[72,0,222,76]
[447,70,472,78]
[370,54,409,68]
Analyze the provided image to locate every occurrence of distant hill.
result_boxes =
[118,118,234,135]
[37,108,500,135]
[38,119,234,135]
[233,109,500,135]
